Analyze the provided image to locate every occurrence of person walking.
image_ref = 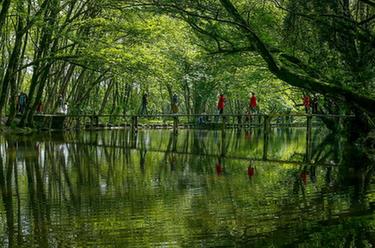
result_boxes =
[217,94,225,115]
[312,95,318,114]
[249,92,257,114]
[19,92,27,113]
[15,94,20,113]
[171,94,178,114]
[140,93,148,115]
[58,94,65,113]
[36,102,43,113]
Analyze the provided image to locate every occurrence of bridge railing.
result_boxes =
[32,112,355,131]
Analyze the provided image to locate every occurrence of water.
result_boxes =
[0,128,374,247]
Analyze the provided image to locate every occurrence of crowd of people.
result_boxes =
[14,92,68,115]
[13,91,318,116]
[139,91,319,119]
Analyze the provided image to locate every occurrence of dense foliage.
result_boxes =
[0,0,374,137]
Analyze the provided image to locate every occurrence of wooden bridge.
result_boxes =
[32,112,353,163]
[33,112,354,132]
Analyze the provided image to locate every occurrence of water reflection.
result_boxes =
[0,129,373,247]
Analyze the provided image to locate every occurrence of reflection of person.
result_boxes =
[245,130,252,140]
[215,157,223,176]
[169,154,176,171]
[140,150,147,173]
[247,163,255,178]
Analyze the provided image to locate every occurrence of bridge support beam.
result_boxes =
[173,116,179,134]
[263,115,271,160]
[221,115,226,135]
[131,116,138,133]
[75,117,81,130]
[306,115,312,162]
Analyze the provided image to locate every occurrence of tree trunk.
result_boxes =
[220,0,375,131]
[0,1,25,123]
[98,80,114,115]
[0,0,11,32]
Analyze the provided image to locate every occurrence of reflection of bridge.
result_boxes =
[64,140,335,167]
[34,113,353,132]
[35,113,352,163]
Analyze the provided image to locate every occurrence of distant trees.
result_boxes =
[0,0,374,141]
[122,0,375,139]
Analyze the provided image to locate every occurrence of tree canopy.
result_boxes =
[0,0,374,137]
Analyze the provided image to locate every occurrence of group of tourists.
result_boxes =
[216,92,258,115]
[302,95,319,114]
[140,93,179,115]
[15,92,44,114]
[215,157,255,178]
[139,91,318,116]
[16,92,43,114]
[14,92,70,115]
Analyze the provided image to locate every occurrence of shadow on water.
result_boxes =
[0,128,374,247]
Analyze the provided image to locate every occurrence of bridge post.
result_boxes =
[95,115,99,127]
[221,115,226,134]
[75,117,81,130]
[90,115,93,128]
[306,115,312,162]
[173,116,179,134]
[131,116,138,133]
[237,114,242,128]
[263,115,270,160]
[48,116,53,129]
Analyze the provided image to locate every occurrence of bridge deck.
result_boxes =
[26,113,354,131]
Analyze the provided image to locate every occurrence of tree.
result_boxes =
[121,0,375,140]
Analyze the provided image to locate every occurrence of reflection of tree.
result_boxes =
[0,130,374,247]
[0,141,16,247]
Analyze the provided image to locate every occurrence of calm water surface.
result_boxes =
[0,128,374,247]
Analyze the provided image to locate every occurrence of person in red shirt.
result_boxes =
[300,170,308,185]
[217,94,225,114]
[36,102,43,113]
[303,95,310,113]
[249,92,257,113]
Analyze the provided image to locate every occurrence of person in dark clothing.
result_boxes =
[36,102,43,113]
[140,93,148,115]
[16,94,20,113]
[312,95,318,114]
[171,94,178,114]
[19,92,27,113]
